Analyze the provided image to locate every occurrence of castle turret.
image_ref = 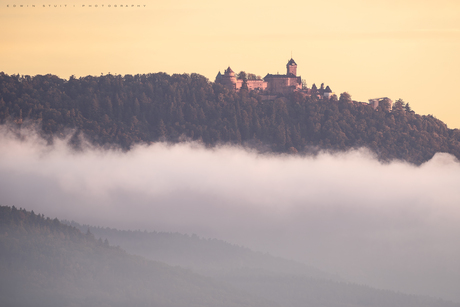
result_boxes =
[323,86,334,99]
[225,67,237,85]
[286,58,297,76]
[225,66,235,77]
[215,67,238,90]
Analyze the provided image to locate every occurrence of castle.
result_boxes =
[215,58,334,98]
[216,59,397,109]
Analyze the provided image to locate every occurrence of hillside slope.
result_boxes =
[67,221,336,280]
[65,221,460,307]
[0,206,272,307]
[1,72,459,164]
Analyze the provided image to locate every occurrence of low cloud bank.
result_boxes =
[1,127,460,301]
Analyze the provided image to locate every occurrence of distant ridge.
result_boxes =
[2,205,460,307]
[65,221,336,280]
[0,205,273,307]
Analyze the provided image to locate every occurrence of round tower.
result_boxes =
[215,66,237,90]
[225,67,237,83]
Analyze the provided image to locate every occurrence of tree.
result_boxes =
[301,79,307,88]
[1,71,459,164]
[240,79,248,90]
[405,102,412,112]
[86,228,94,239]
[393,98,405,112]
[339,92,352,103]
[237,71,247,80]
[378,98,391,112]
[157,119,167,140]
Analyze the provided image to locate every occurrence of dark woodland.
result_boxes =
[1,72,460,164]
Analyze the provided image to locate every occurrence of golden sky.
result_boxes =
[2,0,460,128]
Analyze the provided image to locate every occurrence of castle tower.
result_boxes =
[286,58,297,76]
[225,67,237,84]
[215,67,238,90]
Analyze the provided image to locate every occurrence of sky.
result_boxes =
[1,0,460,128]
[1,127,460,302]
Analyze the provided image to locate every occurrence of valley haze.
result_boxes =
[1,127,460,302]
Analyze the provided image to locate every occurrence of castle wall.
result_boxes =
[369,99,379,110]
[267,77,288,93]
[368,97,393,110]
[247,79,267,90]
[216,76,267,91]
[323,92,334,99]
[221,77,236,90]
[265,76,302,94]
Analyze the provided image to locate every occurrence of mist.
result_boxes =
[1,127,460,302]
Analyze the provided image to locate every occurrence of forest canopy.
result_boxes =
[1,72,459,164]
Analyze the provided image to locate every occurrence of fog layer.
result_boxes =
[1,128,460,302]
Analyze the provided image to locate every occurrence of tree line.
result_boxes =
[1,72,459,164]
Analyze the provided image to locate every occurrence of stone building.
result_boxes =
[263,58,302,94]
[216,59,394,107]
[215,67,240,90]
[215,67,269,91]
[215,58,301,94]
[368,97,393,110]
[215,58,336,99]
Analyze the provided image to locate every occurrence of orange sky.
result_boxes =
[2,0,460,128]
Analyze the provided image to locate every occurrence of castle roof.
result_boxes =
[264,73,300,79]
[225,67,234,74]
[325,86,332,93]
[287,58,297,66]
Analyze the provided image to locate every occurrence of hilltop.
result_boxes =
[1,72,459,164]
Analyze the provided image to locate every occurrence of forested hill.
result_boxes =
[1,72,459,164]
[0,205,272,307]
[65,221,335,280]
[3,205,460,307]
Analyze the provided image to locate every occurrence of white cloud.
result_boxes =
[1,127,460,302]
